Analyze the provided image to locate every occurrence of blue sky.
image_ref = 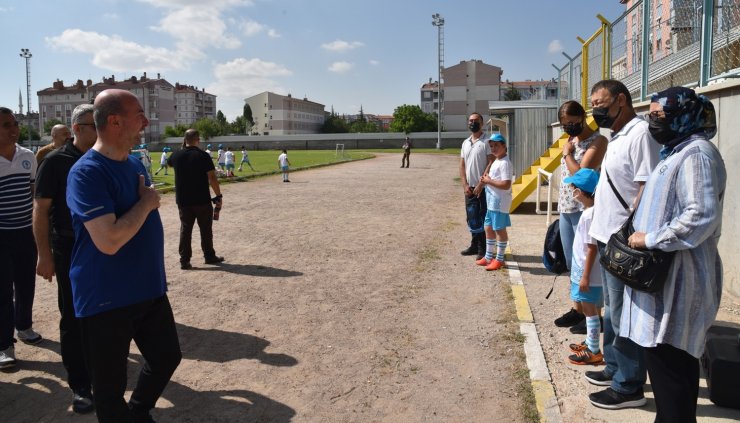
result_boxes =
[1,0,626,122]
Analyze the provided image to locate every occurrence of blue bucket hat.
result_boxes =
[563,168,599,194]
[489,133,506,144]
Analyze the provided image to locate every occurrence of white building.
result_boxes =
[244,92,325,135]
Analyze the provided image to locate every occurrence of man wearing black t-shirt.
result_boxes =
[168,129,224,269]
[32,103,96,414]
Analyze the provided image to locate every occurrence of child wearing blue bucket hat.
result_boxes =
[561,168,604,365]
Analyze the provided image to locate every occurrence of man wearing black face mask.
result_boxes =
[459,112,493,260]
[584,80,660,410]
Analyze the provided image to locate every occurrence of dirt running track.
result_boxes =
[0,153,530,423]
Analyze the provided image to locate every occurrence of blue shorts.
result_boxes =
[570,281,603,304]
[226,164,235,170]
[281,165,289,171]
[484,210,511,231]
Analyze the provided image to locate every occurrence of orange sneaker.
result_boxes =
[485,259,505,271]
[568,349,605,365]
[475,257,490,266]
[569,342,588,352]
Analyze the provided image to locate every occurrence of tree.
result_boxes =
[389,104,437,133]
[192,118,220,140]
[163,124,188,138]
[43,118,63,135]
[503,85,522,101]
[230,116,247,135]
[349,120,378,133]
[216,110,228,134]
[243,104,254,134]
[322,110,349,133]
[19,125,40,142]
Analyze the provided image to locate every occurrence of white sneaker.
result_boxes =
[17,328,43,345]
[0,346,16,369]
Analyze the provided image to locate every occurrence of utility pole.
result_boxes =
[432,13,444,150]
[19,48,32,145]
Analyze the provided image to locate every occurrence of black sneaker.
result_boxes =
[204,256,225,264]
[569,315,604,334]
[72,389,94,414]
[584,370,613,386]
[589,387,646,409]
[554,308,585,327]
[180,262,192,270]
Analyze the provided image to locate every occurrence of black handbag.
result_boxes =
[598,170,675,293]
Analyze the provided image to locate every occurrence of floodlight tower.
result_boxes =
[19,48,32,145]
[432,13,444,149]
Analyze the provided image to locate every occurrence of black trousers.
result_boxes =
[0,227,37,350]
[644,343,700,423]
[464,191,487,234]
[401,152,410,167]
[52,236,91,393]
[178,204,216,264]
[81,295,181,422]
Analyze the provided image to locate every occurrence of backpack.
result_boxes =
[542,219,568,274]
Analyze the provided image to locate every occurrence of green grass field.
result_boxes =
[148,150,375,188]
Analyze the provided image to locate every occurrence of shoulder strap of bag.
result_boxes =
[605,168,630,210]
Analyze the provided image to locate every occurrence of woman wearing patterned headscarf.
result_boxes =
[622,87,726,422]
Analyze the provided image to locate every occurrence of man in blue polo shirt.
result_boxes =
[67,89,181,422]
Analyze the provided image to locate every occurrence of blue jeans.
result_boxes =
[558,211,582,271]
[597,241,647,395]
[464,191,487,234]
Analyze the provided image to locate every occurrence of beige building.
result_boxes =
[37,73,179,143]
[426,60,503,131]
[420,78,441,115]
[244,92,325,135]
[174,84,217,126]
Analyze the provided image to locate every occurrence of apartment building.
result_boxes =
[174,84,217,126]
[430,60,503,131]
[500,79,559,101]
[420,78,441,115]
[37,73,190,143]
[244,92,325,135]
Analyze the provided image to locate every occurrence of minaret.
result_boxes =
[18,89,23,115]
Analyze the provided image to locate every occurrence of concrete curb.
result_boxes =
[506,255,563,423]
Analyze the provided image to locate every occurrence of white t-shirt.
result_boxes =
[224,151,235,165]
[589,117,660,243]
[160,152,167,165]
[571,207,603,288]
[278,153,289,167]
[460,132,491,185]
[485,156,513,212]
[217,149,225,164]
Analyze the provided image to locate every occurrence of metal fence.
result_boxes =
[556,0,740,106]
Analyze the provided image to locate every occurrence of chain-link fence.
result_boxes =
[712,0,740,78]
[557,0,740,106]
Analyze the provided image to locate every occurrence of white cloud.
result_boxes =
[0,6,14,12]
[136,0,252,8]
[207,57,293,120]
[240,19,280,38]
[328,61,353,73]
[46,29,186,72]
[321,40,364,52]
[548,39,564,54]
[152,6,241,50]
[369,59,380,66]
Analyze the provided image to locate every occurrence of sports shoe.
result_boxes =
[204,256,225,264]
[569,349,604,365]
[570,315,604,334]
[554,308,585,327]
[589,387,646,409]
[72,389,94,414]
[475,257,490,266]
[0,346,16,369]
[584,370,613,386]
[17,328,42,345]
[180,262,192,270]
[569,341,588,352]
[485,259,505,271]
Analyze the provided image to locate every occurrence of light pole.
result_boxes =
[432,13,444,149]
[19,48,32,145]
